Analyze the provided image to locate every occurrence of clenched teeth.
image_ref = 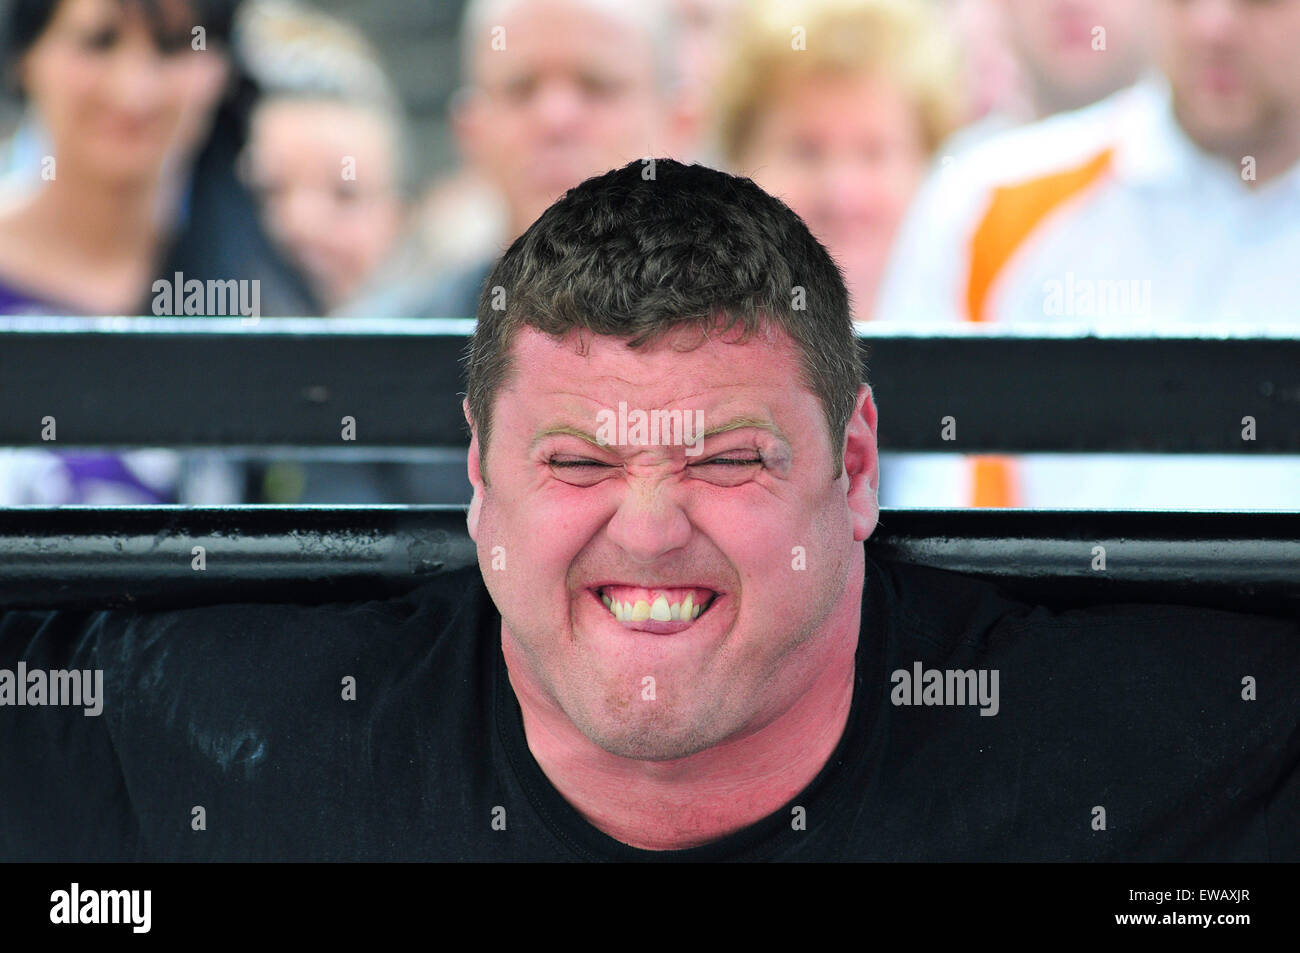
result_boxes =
[599,587,715,623]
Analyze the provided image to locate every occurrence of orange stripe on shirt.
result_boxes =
[963,148,1114,507]
[970,455,1019,507]
[965,147,1115,324]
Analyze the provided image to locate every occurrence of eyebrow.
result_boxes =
[529,416,790,453]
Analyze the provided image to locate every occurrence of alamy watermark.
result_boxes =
[891,662,999,716]
[152,271,260,321]
[1043,272,1151,318]
[50,883,150,933]
[0,663,103,716]
[595,401,706,456]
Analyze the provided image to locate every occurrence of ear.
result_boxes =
[842,384,879,542]
[464,397,484,542]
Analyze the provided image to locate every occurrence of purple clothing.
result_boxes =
[0,280,66,315]
[56,453,178,504]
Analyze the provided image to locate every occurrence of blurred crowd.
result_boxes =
[0,0,1297,508]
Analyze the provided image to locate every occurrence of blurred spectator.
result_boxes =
[356,0,748,319]
[229,1,474,503]
[1002,0,1152,116]
[236,0,410,313]
[0,0,312,504]
[877,0,1300,509]
[0,0,317,315]
[943,0,1022,127]
[944,0,1153,153]
[349,0,691,319]
[370,0,738,310]
[0,0,315,314]
[714,0,961,320]
[671,0,742,163]
[392,165,507,305]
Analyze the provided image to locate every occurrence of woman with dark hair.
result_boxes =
[0,0,316,315]
[0,0,316,503]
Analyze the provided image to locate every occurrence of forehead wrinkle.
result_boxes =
[551,371,772,401]
[530,377,757,410]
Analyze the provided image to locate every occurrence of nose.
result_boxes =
[278,187,328,247]
[105,44,168,114]
[824,156,880,215]
[604,475,693,564]
[1184,0,1237,41]
[530,78,585,135]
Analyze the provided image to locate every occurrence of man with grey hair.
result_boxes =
[357,0,690,319]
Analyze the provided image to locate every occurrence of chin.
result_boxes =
[95,155,169,187]
[575,693,730,762]
[1176,93,1257,143]
[1190,119,1256,155]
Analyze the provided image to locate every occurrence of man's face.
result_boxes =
[1003,0,1152,113]
[456,0,680,235]
[1157,0,1300,154]
[466,325,878,761]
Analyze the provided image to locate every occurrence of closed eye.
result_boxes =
[548,457,760,467]
[548,457,611,468]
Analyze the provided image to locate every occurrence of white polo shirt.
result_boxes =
[875,76,1300,510]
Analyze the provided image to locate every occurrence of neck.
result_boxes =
[1168,98,1300,188]
[26,164,163,262]
[503,562,864,851]
[1217,127,1300,188]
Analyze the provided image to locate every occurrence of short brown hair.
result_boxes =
[464,159,864,481]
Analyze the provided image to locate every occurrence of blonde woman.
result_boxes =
[713,0,960,320]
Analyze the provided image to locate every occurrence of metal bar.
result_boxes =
[0,506,1295,616]
[1,318,1298,451]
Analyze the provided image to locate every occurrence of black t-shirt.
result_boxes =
[2,552,1297,861]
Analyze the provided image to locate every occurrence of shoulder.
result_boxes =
[868,554,1036,657]
[99,567,494,801]
[0,564,496,859]
[384,257,495,320]
[871,558,1300,860]
[878,93,1134,319]
[873,552,1299,669]
[902,88,1133,242]
[1,564,492,692]
[119,563,489,659]
[988,596,1299,663]
[943,87,1138,194]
